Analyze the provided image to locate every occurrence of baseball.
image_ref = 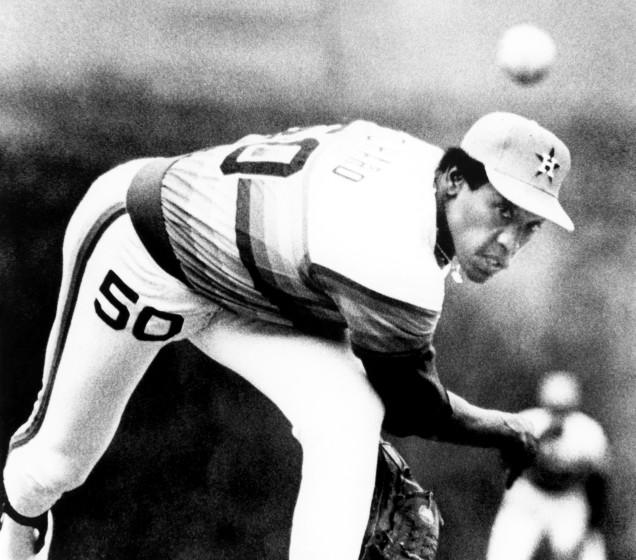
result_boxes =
[496,24,556,85]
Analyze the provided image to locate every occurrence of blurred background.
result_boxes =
[0,1,634,559]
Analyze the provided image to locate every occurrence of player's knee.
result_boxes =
[30,447,92,493]
[42,451,94,497]
[3,446,94,516]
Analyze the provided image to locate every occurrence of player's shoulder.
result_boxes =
[341,120,444,155]
[565,411,607,442]
[555,411,609,467]
[305,121,445,310]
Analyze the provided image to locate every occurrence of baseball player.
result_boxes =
[1,112,574,560]
[486,371,611,560]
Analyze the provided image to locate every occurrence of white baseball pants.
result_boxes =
[2,159,384,560]
[487,477,606,560]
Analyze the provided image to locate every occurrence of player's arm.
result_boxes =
[355,346,536,487]
[586,470,609,530]
[311,265,536,464]
[583,420,612,531]
[438,392,536,450]
[356,345,535,449]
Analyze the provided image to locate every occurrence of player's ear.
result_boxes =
[444,166,465,197]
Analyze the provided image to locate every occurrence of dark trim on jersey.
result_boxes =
[126,157,191,287]
[308,263,435,316]
[351,341,433,359]
[10,204,127,450]
[235,179,343,338]
[236,178,281,307]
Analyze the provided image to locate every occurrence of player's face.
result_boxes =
[446,182,545,283]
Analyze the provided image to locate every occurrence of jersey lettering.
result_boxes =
[94,269,138,330]
[132,306,184,342]
[220,138,318,177]
[94,270,184,341]
[220,123,345,177]
[331,144,393,183]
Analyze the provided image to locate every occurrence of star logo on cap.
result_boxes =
[535,147,560,181]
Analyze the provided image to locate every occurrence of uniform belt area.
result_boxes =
[126,157,191,287]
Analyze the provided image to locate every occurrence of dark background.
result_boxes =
[1,2,635,559]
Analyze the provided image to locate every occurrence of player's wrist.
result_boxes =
[499,412,536,447]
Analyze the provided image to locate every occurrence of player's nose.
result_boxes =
[496,227,521,259]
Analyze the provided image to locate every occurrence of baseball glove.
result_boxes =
[360,440,443,560]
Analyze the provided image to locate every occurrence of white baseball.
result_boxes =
[497,24,556,85]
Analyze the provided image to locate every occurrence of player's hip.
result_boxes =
[61,158,219,333]
[69,157,341,332]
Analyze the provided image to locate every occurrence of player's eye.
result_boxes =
[497,202,514,222]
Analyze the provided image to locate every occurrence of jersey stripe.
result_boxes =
[126,157,190,286]
[309,264,440,353]
[235,178,343,336]
[10,204,127,450]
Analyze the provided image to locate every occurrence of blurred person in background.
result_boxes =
[0,113,573,560]
[486,371,611,560]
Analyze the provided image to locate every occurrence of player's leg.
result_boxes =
[547,491,589,559]
[1,160,216,558]
[486,479,545,560]
[579,529,607,560]
[190,313,385,560]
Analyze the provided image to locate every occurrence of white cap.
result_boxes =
[461,112,574,231]
[538,371,581,409]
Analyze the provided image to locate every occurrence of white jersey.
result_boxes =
[162,120,447,353]
[2,121,452,560]
[521,408,609,490]
[488,408,609,560]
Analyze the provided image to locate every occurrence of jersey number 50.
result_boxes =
[94,270,184,341]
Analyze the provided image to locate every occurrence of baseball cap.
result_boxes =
[461,112,573,231]
[538,371,581,409]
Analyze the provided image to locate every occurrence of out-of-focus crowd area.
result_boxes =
[0,2,634,559]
